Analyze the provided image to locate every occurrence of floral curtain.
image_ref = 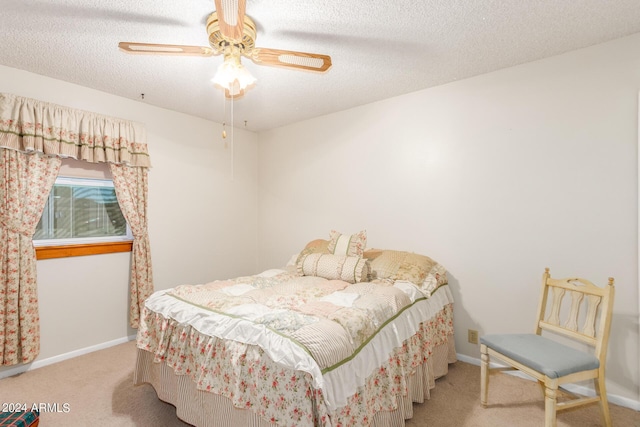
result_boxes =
[0,93,153,364]
[110,164,153,328]
[0,149,61,365]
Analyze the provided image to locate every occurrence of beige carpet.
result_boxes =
[0,341,638,426]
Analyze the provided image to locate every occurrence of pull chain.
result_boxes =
[222,93,228,147]
[230,91,234,180]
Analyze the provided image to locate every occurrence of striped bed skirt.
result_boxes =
[134,337,456,427]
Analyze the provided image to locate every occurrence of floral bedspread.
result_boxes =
[167,268,429,370]
[137,267,454,424]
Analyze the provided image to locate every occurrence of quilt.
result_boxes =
[137,265,454,426]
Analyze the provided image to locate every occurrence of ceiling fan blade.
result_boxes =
[214,0,246,41]
[118,42,215,57]
[251,48,332,72]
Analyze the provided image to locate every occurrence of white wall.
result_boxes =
[0,65,259,366]
[257,34,640,403]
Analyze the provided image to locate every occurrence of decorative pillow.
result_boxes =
[364,249,447,293]
[327,230,367,257]
[420,262,448,296]
[304,238,330,253]
[295,238,330,265]
[297,253,370,284]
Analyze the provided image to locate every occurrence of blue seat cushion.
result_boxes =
[480,333,599,379]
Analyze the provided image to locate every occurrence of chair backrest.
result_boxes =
[535,268,615,362]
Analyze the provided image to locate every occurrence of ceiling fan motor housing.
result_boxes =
[206,12,257,56]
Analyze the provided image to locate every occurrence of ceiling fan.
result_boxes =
[119,0,332,98]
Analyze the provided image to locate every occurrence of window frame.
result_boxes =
[34,176,133,260]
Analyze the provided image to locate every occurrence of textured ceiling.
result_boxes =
[2,0,640,131]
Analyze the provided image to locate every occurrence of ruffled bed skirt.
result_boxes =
[135,337,457,427]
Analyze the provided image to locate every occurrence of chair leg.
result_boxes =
[594,376,612,427]
[544,384,558,427]
[480,345,489,407]
[537,380,546,398]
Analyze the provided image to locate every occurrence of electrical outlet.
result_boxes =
[468,329,479,344]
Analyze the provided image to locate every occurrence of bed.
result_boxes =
[133,231,456,427]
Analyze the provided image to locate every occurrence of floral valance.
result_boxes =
[0,93,150,168]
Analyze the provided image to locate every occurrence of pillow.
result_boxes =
[297,253,370,284]
[364,249,447,293]
[327,230,367,257]
[303,238,330,253]
[286,253,300,266]
[295,238,330,264]
[420,262,447,296]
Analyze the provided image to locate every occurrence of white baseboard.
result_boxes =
[0,335,137,380]
[456,353,640,412]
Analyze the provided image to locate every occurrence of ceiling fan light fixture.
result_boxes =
[212,54,256,93]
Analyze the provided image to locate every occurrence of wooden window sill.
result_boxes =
[35,241,133,260]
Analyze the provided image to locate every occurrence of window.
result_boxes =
[34,176,133,259]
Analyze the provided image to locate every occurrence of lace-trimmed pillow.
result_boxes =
[327,230,367,257]
[297,253,370,284]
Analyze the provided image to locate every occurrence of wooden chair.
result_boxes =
[480,268,615,427]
